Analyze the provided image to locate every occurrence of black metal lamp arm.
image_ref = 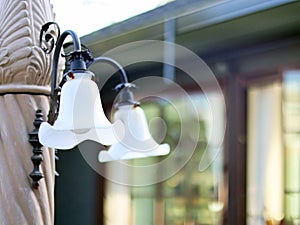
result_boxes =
[88,56,138,106]
[50,30,82,96]
[90,56,129,84]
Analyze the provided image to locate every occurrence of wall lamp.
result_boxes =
[29,22,170,188]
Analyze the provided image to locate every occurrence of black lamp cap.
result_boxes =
[67,50,93,71]
[114,83,139,108]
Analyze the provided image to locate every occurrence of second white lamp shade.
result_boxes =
[99,105,170,162]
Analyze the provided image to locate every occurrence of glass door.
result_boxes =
[247,70,300,225]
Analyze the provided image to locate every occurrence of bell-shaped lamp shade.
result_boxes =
[99,105,170,162]
[38,72,124,149]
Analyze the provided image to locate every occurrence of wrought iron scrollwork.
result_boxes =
[39,22,61,54]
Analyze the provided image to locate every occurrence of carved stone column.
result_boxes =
[0,1,60,224]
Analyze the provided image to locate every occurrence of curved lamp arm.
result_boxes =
[50,30,82,96]
[90,56,128,86]
[89,56,138,106]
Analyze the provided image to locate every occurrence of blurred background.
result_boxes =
[52,0,300,225]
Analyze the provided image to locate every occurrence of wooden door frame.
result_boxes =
[226,68,282,225]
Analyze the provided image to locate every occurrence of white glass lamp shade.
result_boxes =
[38,73,124,149]
[99,105,170,162]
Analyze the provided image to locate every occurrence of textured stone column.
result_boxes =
[0,1,60,224]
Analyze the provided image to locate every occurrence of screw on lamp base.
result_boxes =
[29,110,44,189]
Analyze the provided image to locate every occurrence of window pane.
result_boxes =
[247,82,284,225]
[283,71,300,224]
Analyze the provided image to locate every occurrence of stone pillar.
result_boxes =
[0,1,60,224]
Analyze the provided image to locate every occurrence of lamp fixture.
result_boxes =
[29,22,170,187]
[98,85,170,162]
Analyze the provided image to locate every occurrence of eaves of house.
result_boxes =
[81,0,300,58]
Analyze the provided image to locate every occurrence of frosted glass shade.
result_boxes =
[99,105,170,162]
[38,73,124,149]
